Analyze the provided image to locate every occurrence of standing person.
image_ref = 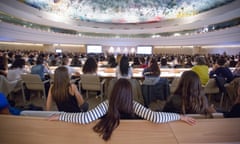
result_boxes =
[163,70,216,116]
[116,55,133,79]
[50,79,196,141]
[192,56,209,85]
[46,66,88,112]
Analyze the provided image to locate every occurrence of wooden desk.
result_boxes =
[169,118,240,143]
[0,115,240,144]
[49,66,187,78]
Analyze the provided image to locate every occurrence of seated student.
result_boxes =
[160,57,171,68]
[209,57,234,83]
[131,56,141,68]
[62,57,79,76]
[50,78,196,141]
[224,84,240,118]
[70,55,82,67]
[7,57,29,82]
[46,66,88,112]
[142,58,169,105]
[107,55,117,68]
[232,61,240,78]
[163,71,216,116]
[143,57,160,78]
[26,56,50,100]
[0,92,21,115]
[31,56,50,80]
[82,56,98,75]
[192,56,209,86]
[116,55,133,79]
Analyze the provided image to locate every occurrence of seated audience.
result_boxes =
[29,56,50,100]
[184,57,193,68]
[70,55,82,67]
[50,78,196,141]
[105,55,117,68]
[209,57,234,83]
[62,56,80,76]
[192,56,209,85]
[224,83,240,118]
[163,70,216,116]
[116,55,133,79]
[0,92,21,115]
[31,56,50,80]
[160,57,171,68]
[131,56,141,68]
[139,56,148,68]
[143,57,160,78]
[46,66,88,112]
[232,61,240,78]
[0,54,8,77]
[82,56,98,75]
[7,57,28,82]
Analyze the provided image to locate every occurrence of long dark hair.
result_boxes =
[93,78,133,141]
[174,70,206,114]
[149,58,160,76]
[119,55,129,76]
[82,57,97,74]
[51,66,71,103]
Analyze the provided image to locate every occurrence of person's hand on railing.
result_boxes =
[180,115,196,126]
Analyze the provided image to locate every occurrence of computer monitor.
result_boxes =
[136,46,152,55]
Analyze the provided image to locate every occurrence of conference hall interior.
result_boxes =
[0,0,240,143]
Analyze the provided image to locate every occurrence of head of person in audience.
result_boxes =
[93,78,134,141]
[119,55,130,76]
[145,58,160,77]
[195,56,207,65]
[174,70,207,114]
[52,66,70,102]
[62,57,70,66]
[160,57,168,66]
[71,55,82,67]
[216,57,226,67]
[10,58,25,69]
[82,56,97,74]
[132,57,140,65]
[36,56,44,65]
[108,55,117,67]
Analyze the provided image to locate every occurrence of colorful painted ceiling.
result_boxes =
[20,0,235,24]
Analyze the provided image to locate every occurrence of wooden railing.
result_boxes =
[0,115,239,144]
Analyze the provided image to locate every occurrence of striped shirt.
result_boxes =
[59,100,180,124]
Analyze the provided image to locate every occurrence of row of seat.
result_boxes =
[1,73,238,111]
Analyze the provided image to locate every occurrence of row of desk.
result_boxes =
[49,66,190,78]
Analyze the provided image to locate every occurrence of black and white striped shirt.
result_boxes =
[59,100,180,124]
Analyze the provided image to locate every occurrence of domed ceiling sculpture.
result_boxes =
[21,0,235,24]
